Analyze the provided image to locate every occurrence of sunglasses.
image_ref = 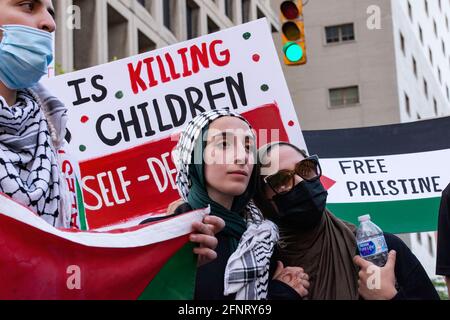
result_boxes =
[263,155,322,195]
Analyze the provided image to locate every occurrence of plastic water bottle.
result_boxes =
[356,215,389,267]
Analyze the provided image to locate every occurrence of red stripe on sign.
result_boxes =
[80,136,180,229]
[80,103,290,229]
[0,213,189,300]
[244,103,290,148]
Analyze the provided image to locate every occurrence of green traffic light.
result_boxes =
[283,42,304,62]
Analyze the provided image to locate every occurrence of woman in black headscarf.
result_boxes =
[254,142,440,300]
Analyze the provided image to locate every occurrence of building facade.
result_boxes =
[392,0,450,122]
[53,0,279,73]
[272,0,450,131]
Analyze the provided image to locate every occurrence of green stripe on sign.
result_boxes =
[76,179,88,231]
[138,242,197,300]
[327,197,441,234]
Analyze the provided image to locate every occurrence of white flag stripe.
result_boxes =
[323,149,450,203]
[0,193,208,248]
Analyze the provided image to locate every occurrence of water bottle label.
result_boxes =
[358,235,388,258]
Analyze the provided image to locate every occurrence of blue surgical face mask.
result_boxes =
[0,25,53,90]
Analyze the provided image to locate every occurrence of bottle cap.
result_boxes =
[358,214,371,222]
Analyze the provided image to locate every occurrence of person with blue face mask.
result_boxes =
[0,0,56,104]
[0,24,53,89]
[0,1,222,269]
[0,0,70,227]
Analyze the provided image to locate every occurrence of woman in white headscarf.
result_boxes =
[159,109,310,300]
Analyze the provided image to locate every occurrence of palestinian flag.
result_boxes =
[0,193,208,300]
[304,116,450,234]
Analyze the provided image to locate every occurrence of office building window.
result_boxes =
[405,93,411,117]
[186,0,200,39]
[138,30,156,54]
[325,23,355,44]
[329,86,360,107]
[418,25,423,44]
[207,16,220,34]
[429,48,433,65]
[163,0,171,30]
[242,0,251,23]
[423,78,429,98]
[400,32,405,55]
[408,1,413,21]
[225,0,234,21]
[428,234,434,256]
[257,7,265,19]
[107,4,129,62]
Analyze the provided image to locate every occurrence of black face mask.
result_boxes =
[272,179,328,231]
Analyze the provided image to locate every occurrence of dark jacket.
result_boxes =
[193,231,300,300]
[437,184,450,276]
[175,203,300,300]
[141,207,438,300]
[269,231,439,300]
[383,233,440,300]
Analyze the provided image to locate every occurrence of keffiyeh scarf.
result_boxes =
[0,84,69,227]
[173,109,279,300]
[224,202,280,300]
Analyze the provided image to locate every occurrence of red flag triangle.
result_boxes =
[321,175,336,191]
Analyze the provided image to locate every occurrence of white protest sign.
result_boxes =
[43,19,305,229]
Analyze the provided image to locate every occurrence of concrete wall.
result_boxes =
[271,0,400,130]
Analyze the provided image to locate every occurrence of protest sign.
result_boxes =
[304,117,450,233]
[42,19,305,230]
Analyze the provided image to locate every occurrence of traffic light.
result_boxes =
[280,0,307,65]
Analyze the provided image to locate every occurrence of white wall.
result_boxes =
[391,0,450,122]
[410,232,438,279]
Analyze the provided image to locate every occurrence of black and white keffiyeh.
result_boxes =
[173,109,279,300]
[0,84,70,227]
[224,203,279,300]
